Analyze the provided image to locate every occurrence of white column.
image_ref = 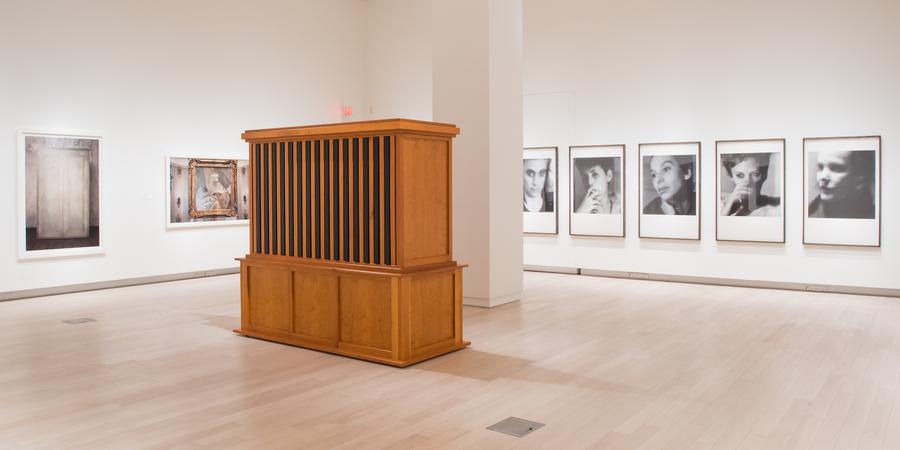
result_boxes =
[432,0,523,307]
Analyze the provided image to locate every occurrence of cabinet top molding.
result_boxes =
[242,118,460,142]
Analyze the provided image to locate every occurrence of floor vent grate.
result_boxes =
[62,318,96,325]
[486,417,545,438]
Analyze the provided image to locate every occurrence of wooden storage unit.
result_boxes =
[236,119,468,367]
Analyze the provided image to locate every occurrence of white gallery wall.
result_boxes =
[363,0,433,121]
[0,0,367,293]
[523,0,900,289]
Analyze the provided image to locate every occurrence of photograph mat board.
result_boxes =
[803,136,880,246]
[166,156,250,229]
[17,130,104,260]
[638,142,700,240]
[569,145,624,237]
[523,147,557,234]
[716,139,785,243]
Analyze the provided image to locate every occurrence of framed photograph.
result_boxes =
[17,130,103,260]
[523,147,558,234]
[803,136,880,246]
[716,139,785,243]
[569,144,625,237]
[638,141,700,240]
[167,157,250,229]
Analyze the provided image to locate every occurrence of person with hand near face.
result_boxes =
[575,159,621,214]
[720,153,780,217]
[643,155,695,215]
[809,150,876,218]
[523,158,554,212]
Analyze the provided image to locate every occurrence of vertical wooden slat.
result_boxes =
[356,139,366,262]
[275,142,282,255]
[390,136,397,265]
[294,141,298,257]
[378,138,386,265]
[300,141,307,258]
[318,140,325,260]
[280,141,287,256]
[312,140,319,259]
[333,139,340,261]
[351,138,359,263]
[338,138,344,262]
[250,143,257,255]
[293,141,300,259]
[327,140,334,261]
[323,140,330,260]
[267,143,274,255]
[368,137,375,264]
[343,138,351,262]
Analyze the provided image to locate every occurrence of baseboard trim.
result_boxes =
[464,291,521,308]
[577,269,900,298]
[523,264,580,275]
[0,268,241,302]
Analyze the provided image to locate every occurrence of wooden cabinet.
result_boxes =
[235,119,468,367]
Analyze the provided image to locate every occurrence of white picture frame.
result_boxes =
[803,136,880,247]
[17,130,104,260]
[716,138,785,243]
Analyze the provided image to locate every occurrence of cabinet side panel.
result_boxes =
[398,136,450,266]
[410,271,455,350]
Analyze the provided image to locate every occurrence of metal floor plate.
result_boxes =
[62,318,96,325]
[486,417,545,438]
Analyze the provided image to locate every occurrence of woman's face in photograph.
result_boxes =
[649,156,689,202]
[586,165,610,197]
[730,158,763,189]
[523,159,549,199]
[816,150,852,202]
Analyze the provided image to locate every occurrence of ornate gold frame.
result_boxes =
[189,158,238,218]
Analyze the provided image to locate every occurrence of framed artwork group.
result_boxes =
[522,135,881,247]
[15,129,250,261]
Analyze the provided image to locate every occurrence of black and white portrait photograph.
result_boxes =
[807,151,876,219]
[167,157,249,229]
[523,147,558,234]
[523,158,554,213]
[17,131,103,259]
[569,145,624,237]
[641,155,696,216]
[716,139,785,243]
[638,142,700,239]
[804,136,881,246]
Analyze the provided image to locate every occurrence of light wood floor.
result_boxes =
[2,272,899,449]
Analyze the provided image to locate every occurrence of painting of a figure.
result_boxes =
[168,157,249,228]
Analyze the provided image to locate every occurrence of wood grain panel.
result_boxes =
[248,266,291,331]
[398,137,450,265]
[339,276,392,351]
[409,272,455,350]
[292,271,339,344]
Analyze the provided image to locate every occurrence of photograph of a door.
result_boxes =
[37,148,91,239]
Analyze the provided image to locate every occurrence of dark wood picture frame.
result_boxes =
[568,144,626,238]
[715,138,786,244]
[802,135,881,247]
[523,146,559,235]
[637,141,702,240]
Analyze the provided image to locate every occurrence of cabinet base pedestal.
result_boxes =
[238,256,469,367]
